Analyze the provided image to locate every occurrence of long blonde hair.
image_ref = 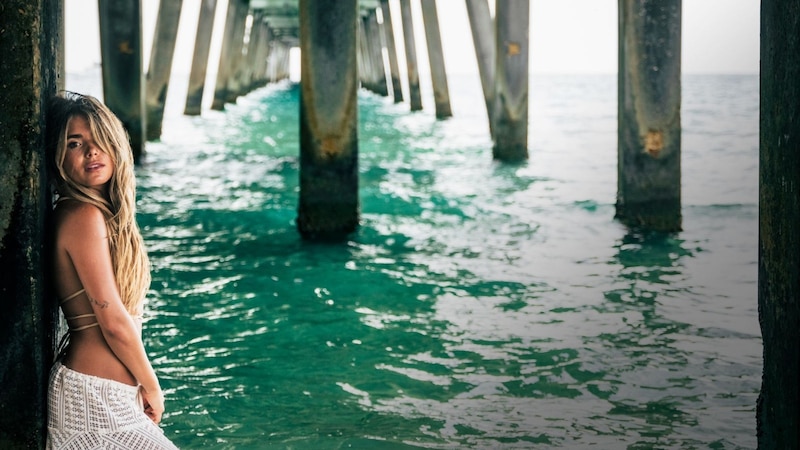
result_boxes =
[47,92,150,314]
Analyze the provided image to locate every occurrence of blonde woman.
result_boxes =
[45,92,177,449]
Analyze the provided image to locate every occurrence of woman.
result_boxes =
[46,92,178,449]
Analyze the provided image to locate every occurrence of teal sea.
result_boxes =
[67,70,760,449]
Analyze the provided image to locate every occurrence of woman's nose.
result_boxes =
[84,144,98,156]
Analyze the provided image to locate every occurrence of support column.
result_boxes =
[145,0,183,140]
[492,0,529,161]
[420,0,451,118]
[225,2,250,103]
[399,0,422,111]
[298,0,359,239]
[357,18,368,88]
[359,16,376,92]
[185,0,217,116]
[465,0,495,137]
[0,0,60,447]
[616,0,681,231]
[98,0,146,162]
[368,10,389,96]
[758,0,800,446]
[379,0,403,102]
[212,0,243,110]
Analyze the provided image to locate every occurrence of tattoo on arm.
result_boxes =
[88,295,110,309]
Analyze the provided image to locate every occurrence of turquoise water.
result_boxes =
[68,71,760,449]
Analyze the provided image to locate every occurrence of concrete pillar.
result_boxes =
[379,0,403,102]
[247,15,268,90]
[758,0,800,446]
[98,0,146,163]
[212,0,243,110]
[253,24,272,87]
[145,0,183,141]
[492,0,529,161]
[298,0,359,239]
[357,18,368,88]
[0,0,60,447]
[368,10,389,96]
[465,0,495,137]
[185,0,217,116]
[358,16,374,92]
[225,2,250,103]
[56,0,65,92]
[420,0,451,118]
[616,0,681,231]
[240,10,263,95]
[399,0,422,111]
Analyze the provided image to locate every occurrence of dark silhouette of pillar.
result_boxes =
[616,0,682,231]
[465,0,495,137]
[225,2,250,103]
[212,0,243,110]
[399,0,422,111]
[758,0,800,446]
[492,0,529,161]
[0,0,60,447]
[145,0,183,140]
[98,0,146,162]
[420,0,451,118]
[185,0,217,116]
[298,0,359,239]
[379,0,403,102]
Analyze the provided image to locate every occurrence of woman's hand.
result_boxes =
[140,386,165,424]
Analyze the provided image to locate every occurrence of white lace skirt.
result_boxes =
[47,361,179,450]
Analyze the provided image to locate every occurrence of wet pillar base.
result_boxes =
[758,0,800,446]
[616,0,682,232]
[297,0,359,240]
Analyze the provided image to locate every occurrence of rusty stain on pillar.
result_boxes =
[185,0,217,116]
[225,2,250,103]
[212,0,242,110]
[492,0,529,161]
[145,0,183,141]
[0,0,60,446]
[368,10,389,96]
[379,0,403,102]
[420,0,451,118]
[616,0,681,231]
[98,0,147,163]
[399,0,422,111]
[465,0,495,137]
[758,0,800,446]
[298,0,359,239]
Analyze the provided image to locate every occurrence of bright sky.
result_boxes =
[65,0,760,77]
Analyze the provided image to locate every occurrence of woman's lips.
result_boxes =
[86,162,104,171]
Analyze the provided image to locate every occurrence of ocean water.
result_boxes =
[66,70,760,449]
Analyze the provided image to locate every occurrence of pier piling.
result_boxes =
[185,0,218,116]
[465,0,495,137]
[297,0,359,239]
[420,0,452,118]
[399,0,422,111]
[616,0,682,231]
[368,10,389,96]
[379,0,404,103]
[145,0,183,140]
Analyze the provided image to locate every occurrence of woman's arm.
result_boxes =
[60,202,164,423]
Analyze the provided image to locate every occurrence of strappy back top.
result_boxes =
[60,288,100,332]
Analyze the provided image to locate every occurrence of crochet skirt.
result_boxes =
[47,361,178,450]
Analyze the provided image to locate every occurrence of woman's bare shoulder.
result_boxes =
[54,200,107,239]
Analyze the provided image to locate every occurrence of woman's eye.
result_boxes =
[67,141,82,149]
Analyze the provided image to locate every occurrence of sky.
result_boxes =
[64,0,760,79]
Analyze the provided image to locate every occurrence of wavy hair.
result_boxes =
[46,92,150,315]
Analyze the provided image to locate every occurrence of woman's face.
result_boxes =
[63,115,114,194]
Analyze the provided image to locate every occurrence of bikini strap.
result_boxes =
[70,322,100,332]
[60,288,86,305]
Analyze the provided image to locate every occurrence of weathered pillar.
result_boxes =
[357,18,369,88]
[98,0,146,163]
[465,0,495,137]
[298,0,359,239]
[358,16,375,92]
[247,15,267,91]
[379,0,403,102]
[145,0,183,140]
[184,0,217,116]
[616,0,682,231]
[212,0,243,110]
[399,0,422,111]
[240,10,263,95]
[420,0,451,118]
[0,0,60,447]
[368,10,389,96]
[758,0,800,446]
[253,25,272,87]
[492,0,529,161]
[225,2,250,103]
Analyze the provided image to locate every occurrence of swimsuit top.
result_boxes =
[60,288,99,332]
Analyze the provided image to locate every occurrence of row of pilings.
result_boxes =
[1,0,798,448]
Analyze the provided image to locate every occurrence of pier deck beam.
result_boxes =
[616,0,682,231]
[297,0,359,239]
[465,0,495,137]
[98,0,146,163]
[758,0,800,446]
[145,0,183,140]
[399,0,422,111]
[492,0,529,161]
[0,0,60,447]
[185,0,218,116]
[379,0,404,103]
[420,0,452,118]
